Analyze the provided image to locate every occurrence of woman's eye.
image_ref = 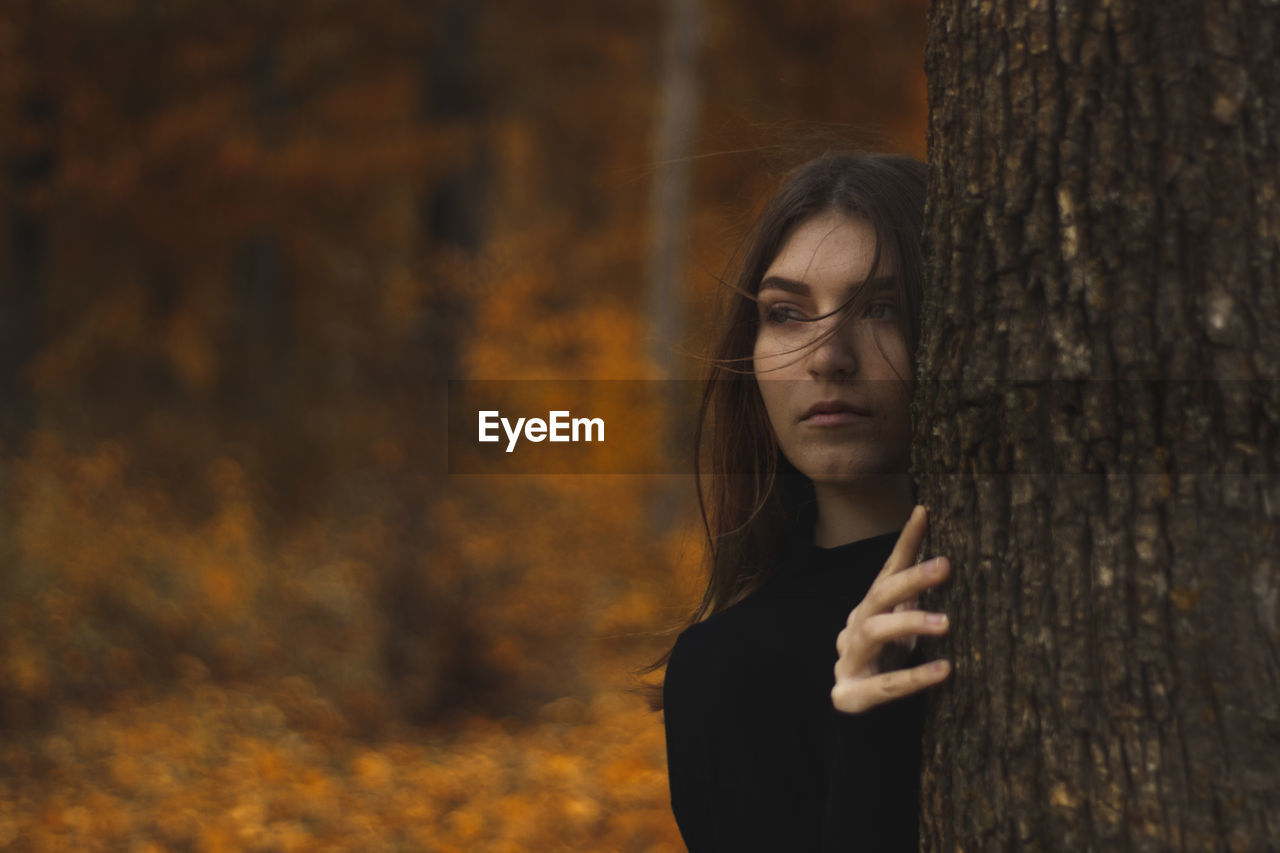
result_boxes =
[865,302,897,320]
[763,305,805,325]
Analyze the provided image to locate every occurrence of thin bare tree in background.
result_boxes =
[2,0,54,451]
[225,16,292,424]
[649,0,702,528]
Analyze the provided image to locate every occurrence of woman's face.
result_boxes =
[752,212,912,486]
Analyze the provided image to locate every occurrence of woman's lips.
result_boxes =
[802,410,871,427]
[800,401,874,425]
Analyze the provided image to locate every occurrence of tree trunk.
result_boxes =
[224,24,292,423]
[2,0,55,450]
[648,0,701,382]
[916,1,1279,850]
[647,0,702,532]
[375,0,486,725]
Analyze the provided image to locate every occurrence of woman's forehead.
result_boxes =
[762,214,893,294]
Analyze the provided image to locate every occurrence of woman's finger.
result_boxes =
[874,504,929,582]
[831,658,952,715]
[861,556,950,615]
[860,609,949,648]
[835,609,949,675]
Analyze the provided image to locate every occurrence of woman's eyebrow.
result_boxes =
[758,275,897,296]
[759,276,811,296]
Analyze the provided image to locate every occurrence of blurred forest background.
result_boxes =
[0,0,925,849]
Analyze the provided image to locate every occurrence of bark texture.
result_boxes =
[916,0,1280,849]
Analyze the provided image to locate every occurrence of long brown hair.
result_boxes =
[650,152,927,703]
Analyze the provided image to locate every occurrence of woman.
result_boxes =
[662,152,953,851]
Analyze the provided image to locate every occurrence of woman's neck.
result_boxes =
[812,476,914,548]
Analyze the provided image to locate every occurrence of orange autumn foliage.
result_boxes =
[1,0,925,848]
[0,686,682,851]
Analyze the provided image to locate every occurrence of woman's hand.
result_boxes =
[832,505,952,714]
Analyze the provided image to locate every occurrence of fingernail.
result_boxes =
[931,659,951,675]
[926,612,947,626]
[925,558,944,576]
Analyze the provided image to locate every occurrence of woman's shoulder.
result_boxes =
[669,601,743,661]
[664,598,778,718]
[666,588,773,678]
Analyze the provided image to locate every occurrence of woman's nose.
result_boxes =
[805,316,859,378]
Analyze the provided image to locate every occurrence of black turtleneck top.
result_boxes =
[662,523,925,852]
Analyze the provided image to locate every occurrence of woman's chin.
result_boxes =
[790,452,909,486]
[804,468,911,490]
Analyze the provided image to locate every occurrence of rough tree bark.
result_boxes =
[916,1,1279,850]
